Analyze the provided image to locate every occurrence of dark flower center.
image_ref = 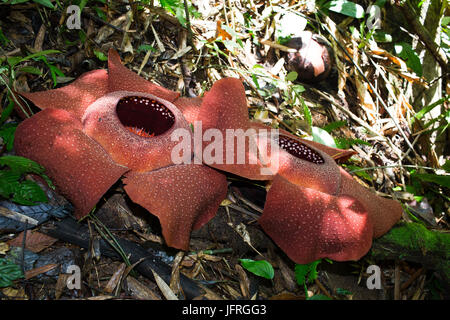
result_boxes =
[116,96,175,137]
[279,135,325,164]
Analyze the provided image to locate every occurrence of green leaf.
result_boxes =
[0,96,15,125]
[17,66,42,75]
[32,0,55,9]
[394,42,422,76]
[336,287,353,295]
[240,259,274,279]
[324,0,365,19]
[295,260,321,285]
[410,172,450,188]
[312,126,337,148]
[303,103,312,128]
[286,71,298,82]
[334,137,370,149]
[345,164,373,181]
[442,160,450,173]
[0,123,17,151]
[19,50,60,65]
[0,28,10,46]
[0,258,24,288]
[322,120,347,133]
[0,172,21,198]
[373,31,392,43]
[94,6,107,21]
[0,155,45,175]
[93,50,108,61]
[307,294,332,300]
[413,96,448,122]
[137,44,157,54]
[12,180,48,205]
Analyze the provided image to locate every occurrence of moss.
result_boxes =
[371,222,450,282]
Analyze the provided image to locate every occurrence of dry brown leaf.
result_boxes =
[169,251,185,297]
[151,269,178,300]
[2,287,27,300]
[104,262,126,294]
[8,230,58,253]
[55,273,70,299]
[25,264,59,280]
[269,292,305,300]
[0,242,9,255]
[355,76,378,124]
[235,264,250,298]
[125,276,161,300]
[215,20,232,41]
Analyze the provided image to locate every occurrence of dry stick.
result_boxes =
[182,0,195,52]
[320,23,421,162]
[396,1,448,74]
[401,268,424,292]
[314,278,333,299]
[394,261,401,300]
[310,87,412,163]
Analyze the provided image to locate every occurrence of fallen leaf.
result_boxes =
[8,230,57,253]
[25,264,58,280]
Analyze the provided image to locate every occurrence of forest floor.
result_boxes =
[0,1,448,301]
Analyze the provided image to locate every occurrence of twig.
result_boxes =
[395,1,448,75]
[401,268,424,292]
[314,278,333,299]
[394,261,401,300]
[183,0,195,51]
[319,18,421,161]
[310,87,409,161]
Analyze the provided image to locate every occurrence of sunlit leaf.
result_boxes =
[324,0,365,19]
[295,260,321,285]
[240,259,274,279]
[312,126,337,148]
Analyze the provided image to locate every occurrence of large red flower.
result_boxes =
[183,77,403,263]
[14,50,403,264]
[13,49,227,250]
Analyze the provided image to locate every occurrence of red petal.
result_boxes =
[338,168,403,238]
[259,175,373,263]
[278,127,356,163]
[107,49,180,102]
[195,78,269,179]
[82,91,192,172]
[123,164,227,250]
[197,78,249,129]
[18,69,108,120]
[173,96,203,124]
[250,121,356,163]
[251,124,341,194]
[14,108,128,219]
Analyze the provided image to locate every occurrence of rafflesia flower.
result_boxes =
[185,77,403,263]
[13,49,228,250]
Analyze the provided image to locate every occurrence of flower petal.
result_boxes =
[14,108,128,219]
[197,78,250,129]
[277,127,356,163]
[338,168,403,238]
[259,175,373,263]
[195,78,269,179]
[123,164,227,250]
[252,126,341,194]
[82,91,192,172]
[17,69,108,120]
[173,96,203,124]
[107,49,180,102]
